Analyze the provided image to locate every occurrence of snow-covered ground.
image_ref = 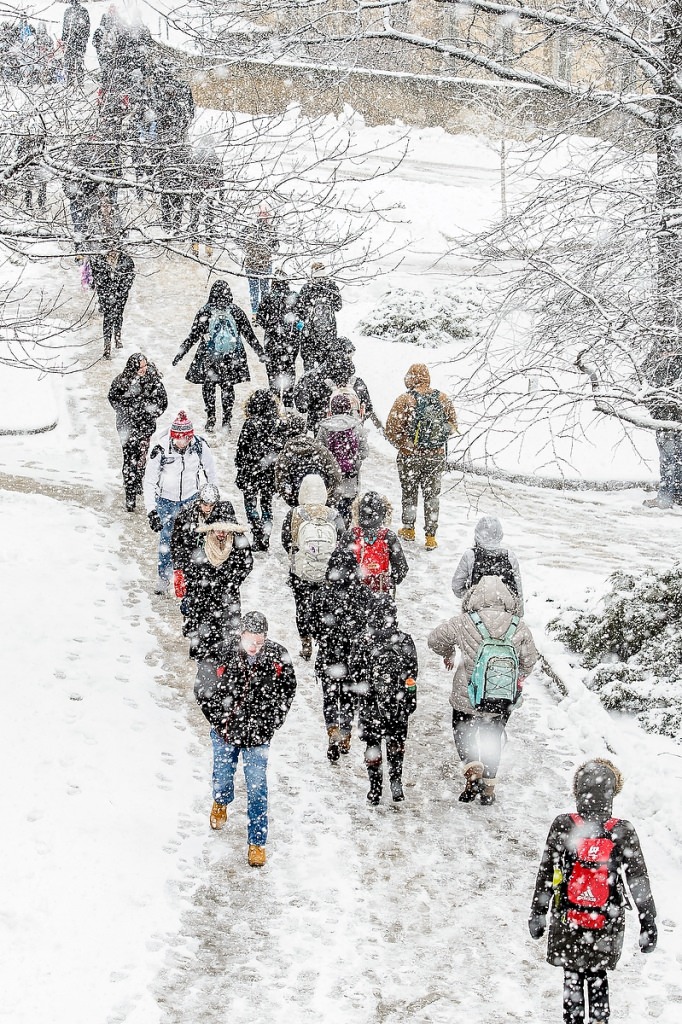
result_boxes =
[1,82,681,1024]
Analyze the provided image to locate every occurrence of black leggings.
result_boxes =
[202,382,235,425]
[563,969,609,1023]
[102,305,124,350]
[451,708,510,779]
[121,436,150,502]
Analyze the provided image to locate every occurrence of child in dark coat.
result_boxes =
[529,759,657,1024]
[341,491,408,596]
[349,595,417,804]
[235,389,287,551]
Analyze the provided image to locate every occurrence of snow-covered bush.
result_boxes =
[357,285,482,347]
[549,567,682,739]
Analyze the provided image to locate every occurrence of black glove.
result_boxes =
[528,914,546,940]
[171,353,182,367]
[639,917,657,953]
[148,510,163,532]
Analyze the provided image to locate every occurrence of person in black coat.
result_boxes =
[293,353,375,436]
[349,595,418,804]
[170,486,230,582]
[194,611,296,866]
[340,492,408,596]
[61,0,90,88]
[172,280,265,432]
[90,248,135,358]
[310,549,376,762]
[107,353,167,511]
[529,759,657,1024]
[235,389,287,551]
[294,263,342,370]
[182,516,254,661]
[255,271,300,407]
[274,414,342,507]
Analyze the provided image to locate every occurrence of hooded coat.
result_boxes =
[339,492,409,593]
[294,274,342,365]
[90,252,135,312]
[280,474,345,559]
[452,515,525,615]
[385,363,458,457]
[108,355,167,444]
[427,576,538,715]
[171,498,237,573]
[316,409,368,496]
[255,277,300,372]
[235,390,288,493]
[183,524,254,660]
[530,759,657,972]
[142,429,217,512]
[274,432,342,507]
[174,281,265,386]
[293,356,374,436]
[310,549,377,681]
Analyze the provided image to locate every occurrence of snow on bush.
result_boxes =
[549,566,682,740]
[357,285,482,347]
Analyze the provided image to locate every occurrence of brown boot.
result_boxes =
[397,526,415,542]
[338,731,351,755]
[480,780,497,806]
[327,726,341,763]
[247,844,267,867]
[300,636,313,660]
[459,761,484,803]
[209,800,227,830]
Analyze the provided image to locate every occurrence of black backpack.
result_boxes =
[470,545,518,595]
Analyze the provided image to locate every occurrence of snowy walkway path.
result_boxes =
[3,254,681,1024]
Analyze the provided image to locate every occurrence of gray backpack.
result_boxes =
[291,507,337,583]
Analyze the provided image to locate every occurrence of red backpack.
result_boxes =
[351,526,391,593]
[563,813,620,930]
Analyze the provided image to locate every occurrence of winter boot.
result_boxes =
[205,415,216,432]
[390,777,405,802]
[398,526,415,542]
[327,726,341,763]
[338,731,351,755]
[103,344,111,360]
[643,496,674,510]
[459,762,484,803]
[247,844,267,867]
[191,241,199,257]
[425,534,438,550]
[387,745,405,801]
[154,575,170,596]
[480,779,497,806]
[300,636,313,660]
[125,495,136,513]
[205,244,213,258]
[366,764,383,805]
[114,335,123,349]
[209,800,227,830]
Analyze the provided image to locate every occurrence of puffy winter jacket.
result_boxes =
[142,431,217,511]
[451,515,524,614]
[385,364,458,456]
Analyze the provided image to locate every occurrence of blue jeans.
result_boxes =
[656,429,682,503]
[156,494,195,582]
[246,266,272,314]
[210,731,270,846]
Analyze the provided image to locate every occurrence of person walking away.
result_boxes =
[294,262,342,370]
[341,492,408,597]
[143,411,218,594]
[641,330,682,509]
[235,389,287,551]
[385,363,458,550]
[157,143,188,235]
[274,414,342,507]
[294,353,375,436]
[61,0,89,87]
[188,143,222,258]
[316,393,368,525]
[90,247,135,358]
[108,353,167,512]
[182,519,253,659]
[452,515,524,614]
[194,612,296,866]
[170,484,229,589]
[242,207,279,319]
[172,280,265,433]
[428,575,537,805]
[255,270,299,407]
[350,595,418,804]
[281,474,345,660]
[529,759,657,1024]
[310,549,376,762]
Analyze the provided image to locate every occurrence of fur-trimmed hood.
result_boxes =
[573,758,624,818]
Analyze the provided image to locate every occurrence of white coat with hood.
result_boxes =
[428,576,538,716]
[451,515,524,614]
[143,429,217,512]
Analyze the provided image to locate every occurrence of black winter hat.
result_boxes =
[326,548,360,584]
[240,611,268,635]
[246,388,278,420]
[358,491,386,531]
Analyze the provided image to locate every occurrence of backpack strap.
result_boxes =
[570,813,583,826]
[502,615,520,642]
[604,818,620,832]
[469,611,491,642]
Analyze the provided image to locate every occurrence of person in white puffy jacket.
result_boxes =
[451,514,524,615]
[143,410,218,593]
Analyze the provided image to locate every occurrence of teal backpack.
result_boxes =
[208,310,240,356]
[468,612,520,713]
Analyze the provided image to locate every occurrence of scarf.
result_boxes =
[204,531,234,567]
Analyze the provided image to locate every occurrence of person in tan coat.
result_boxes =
[385,364,458,550]
[428,576,538,804]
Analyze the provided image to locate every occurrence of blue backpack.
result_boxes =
[468,612,520,713]
[208,310,240,356]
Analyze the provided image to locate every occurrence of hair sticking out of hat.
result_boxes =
[170,411,194,440]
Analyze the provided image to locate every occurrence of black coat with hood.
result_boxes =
[183,525,254,660]
[255,278,300,373]
[235,389,288,493]
[309,549,377,681]
[171,497,237,574]
[91,252,135,312]
[530,759,657,972]
[294,275,342,364]
[173,280,265,387]
[194,635,296,747]
[274,428,343,507]
[108,354,167,444]
[293,354,374,435]
[339,492,409,592]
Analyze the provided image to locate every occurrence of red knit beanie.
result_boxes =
[170,410,194,440]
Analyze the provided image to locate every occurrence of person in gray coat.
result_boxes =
[529,759,657,1024]
[451,515,524,615]
[428,575,537,804]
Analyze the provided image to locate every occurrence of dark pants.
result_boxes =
[161,193,184,233]
[362,727,407,777]
[121,436,150,505]
[397,451,445,535]
[563,969,609,1024]
[656,428,682,504]
[452,708,510,779]
[188,195,217,245]
[23,184,46,210]
[202,382,235,426]
[320,669,356,735]
[64,48,85,88]
[102,303,125,354]
[289,574,320,639]
[242,485,274,547]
